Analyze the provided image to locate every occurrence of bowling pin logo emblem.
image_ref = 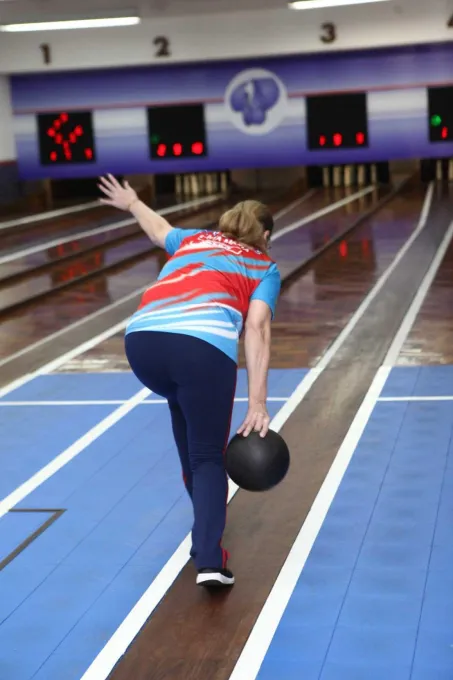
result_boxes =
[224,68,288,135]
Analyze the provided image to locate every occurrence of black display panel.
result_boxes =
[37,111,96,165]
[147,104,207,159]
[428,86,453,143]
[306,92,369,151]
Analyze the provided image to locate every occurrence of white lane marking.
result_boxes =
[0,286,147,372]
[271,186,374,242]
[230,186,451,680]
[0,194,222,265]
[78,183,434,680]
[0,200,101,232]
[0,387,150,520]
[378,396,453,402]
[383,219,453,366]
[0,397,288,406]
[228,367,391,680]
[272,189,317,221]
[0,186,369,378]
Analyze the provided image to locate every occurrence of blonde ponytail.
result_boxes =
[218,200,273,251]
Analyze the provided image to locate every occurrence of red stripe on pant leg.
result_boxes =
[220,367,238,568]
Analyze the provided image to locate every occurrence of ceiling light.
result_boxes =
[289,0,391,9]
[0,16,141,32]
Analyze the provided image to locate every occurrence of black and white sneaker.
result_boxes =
[196,568,235,588]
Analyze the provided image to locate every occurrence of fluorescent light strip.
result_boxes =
[289,0,391,9]
[0,17,140,32]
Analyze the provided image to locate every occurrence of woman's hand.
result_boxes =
[98,174,138,211]
[237,400,270,438]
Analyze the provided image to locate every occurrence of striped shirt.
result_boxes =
[125,228,281,363]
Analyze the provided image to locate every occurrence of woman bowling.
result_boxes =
[98,175,281,588]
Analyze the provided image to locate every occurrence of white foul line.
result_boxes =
[378,395,453,402]
[0,397,288,407]
[229,188,451,680]
[0,194,222,265]
[78,183,434,680]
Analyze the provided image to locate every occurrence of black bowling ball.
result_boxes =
[225,429,290,492]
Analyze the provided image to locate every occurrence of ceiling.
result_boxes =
[0,0,288,23]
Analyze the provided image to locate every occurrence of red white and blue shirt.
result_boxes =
[126,228,281,363]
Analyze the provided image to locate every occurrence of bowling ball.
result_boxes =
[225,429,290,492]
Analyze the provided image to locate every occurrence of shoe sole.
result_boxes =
[196,573,235,587]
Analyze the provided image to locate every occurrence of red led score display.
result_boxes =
[147,104,208,160]
[37,111,96,165]
[306,92,369,151]
[428,86,453,143]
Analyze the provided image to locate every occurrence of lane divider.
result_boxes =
[0,194,223,265]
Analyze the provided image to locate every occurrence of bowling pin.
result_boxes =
[357,165,366,186]
[322,167,330,188]
[371,164,378,184]
[344,165,353,188]
[206,173,214,195]
[333,166,341,188]
[221,172,228,193]
[190,174,199,197]
[175,174,183,199]
[436,160,443,181]
[183,174,191,198]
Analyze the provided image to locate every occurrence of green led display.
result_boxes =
[431,114,442,127]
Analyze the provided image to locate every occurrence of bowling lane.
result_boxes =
[0,201,230,364]
[0,193,223,258]
[26,184,434,680]
[273,186,387,279]
[396,184,453,366]
[0,202,227,282]
[50,181,420,375]
[0,204,120,253]
[0,187,356,364]
[266,181,426,368]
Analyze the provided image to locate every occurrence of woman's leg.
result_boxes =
[167,398,193,499]
[126,331,193,497]
[174,342,237,572]
[125,331,237,572]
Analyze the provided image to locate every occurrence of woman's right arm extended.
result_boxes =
[98,174,172,248]
[238,299,272,438]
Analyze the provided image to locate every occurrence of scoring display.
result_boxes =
[147,104,208,160]
[37,111,96,165]
[428,86,453,143]
[306,92,369,151]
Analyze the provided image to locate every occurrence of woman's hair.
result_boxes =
[218,200,274,250]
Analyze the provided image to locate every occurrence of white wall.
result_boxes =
[0,1,452,74]
[0,76,16,161]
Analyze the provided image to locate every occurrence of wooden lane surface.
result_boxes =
[56,183,424,375]
[0,204,229,309]
[397,184,453,366]
[0,188,354,373]
[0,183,313,282]
[106,185,451,680]
[0,205,120,253]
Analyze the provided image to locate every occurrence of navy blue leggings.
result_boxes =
[125,331,237,570]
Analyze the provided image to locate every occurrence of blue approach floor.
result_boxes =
[258,366,453,680]
[1,367,452,679]
[0,368,306,680]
